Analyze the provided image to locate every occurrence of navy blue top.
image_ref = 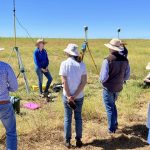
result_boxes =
[33,48,49,69]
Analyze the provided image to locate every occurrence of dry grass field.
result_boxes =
[0,38,150,150]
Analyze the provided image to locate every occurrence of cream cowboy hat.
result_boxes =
[0,48,4,51]
[104,38,124,52]
[35,39,47,46]
[64,44,80,56]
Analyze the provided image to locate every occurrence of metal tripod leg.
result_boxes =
[14,47,30,95]
[83,26,99,74]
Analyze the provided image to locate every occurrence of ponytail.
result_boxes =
[73,52,84,63]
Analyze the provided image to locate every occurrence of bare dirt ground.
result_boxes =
[1,100,150,150]
[0,84,150,150]
[1,122,149,150]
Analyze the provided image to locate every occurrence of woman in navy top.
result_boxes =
[33,39,53,98]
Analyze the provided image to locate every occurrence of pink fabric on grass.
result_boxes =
[23,102,41,110]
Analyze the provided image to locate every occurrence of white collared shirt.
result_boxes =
[59,57,87,99]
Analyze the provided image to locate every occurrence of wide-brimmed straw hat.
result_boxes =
[104,39,124,52]
[64,44,80,56]
[35,39,47,46]
[0,48,4,51]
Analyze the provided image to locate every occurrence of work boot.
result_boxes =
[76,139,83,148]
[45,97,54,104]
[64,140,71,149]
[44,92,49,97]
[39,93,45,98]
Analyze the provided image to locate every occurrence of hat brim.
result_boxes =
[64,49,79,56]
[104,43,123,52]
[0,48,4,51]
[35,41,47,46]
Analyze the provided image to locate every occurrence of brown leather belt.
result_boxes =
[0,101,10,105]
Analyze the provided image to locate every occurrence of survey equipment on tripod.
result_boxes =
[117,28,121,39]
[81,26,88,53]
[10,0,30,94]
[84,26,88,42]
[81,26,99,74]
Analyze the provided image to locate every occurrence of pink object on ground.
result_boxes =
[23,102,41,110]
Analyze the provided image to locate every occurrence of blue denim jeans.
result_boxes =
[35,68,53,94]
[0,103,17,150]
[102,88,119,133]
[62,96,84,141]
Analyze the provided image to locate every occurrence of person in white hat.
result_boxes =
[0,48,18,150]
[33,39,53,99]
[100,39,130,136]
[59,44,87,148]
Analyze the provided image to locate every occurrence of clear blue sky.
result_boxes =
[0,0,150,39]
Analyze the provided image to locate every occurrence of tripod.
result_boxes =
[81,26,99,74]
[12,0,30,94]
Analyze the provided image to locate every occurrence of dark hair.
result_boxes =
[122,46,128,58]
[73,56,82,63]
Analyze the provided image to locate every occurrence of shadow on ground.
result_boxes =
[0,124,149,150]
[84,124,149,150]
[0,134,5,145]
[122,124,148,140]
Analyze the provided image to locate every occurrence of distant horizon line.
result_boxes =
[1,36,150,40]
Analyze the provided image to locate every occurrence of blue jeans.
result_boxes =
[35,68,53,94]
[102,88,118,133]
[0,103,17,150]
[62,96,84,141]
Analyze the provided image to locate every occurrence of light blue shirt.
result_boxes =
[100,59,130,83]
[0,61,18,101]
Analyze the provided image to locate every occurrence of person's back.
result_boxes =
[0,62,18,99]
[59,44,87,148]
[61,57,86,99]
[102,52,129,92]
[0,61,18,150]
[100,39,130,134]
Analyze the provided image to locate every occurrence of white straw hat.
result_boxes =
[35,39,47,46]
[104,39,124,52]
[0,48,4,51]
[64,44,79,56]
